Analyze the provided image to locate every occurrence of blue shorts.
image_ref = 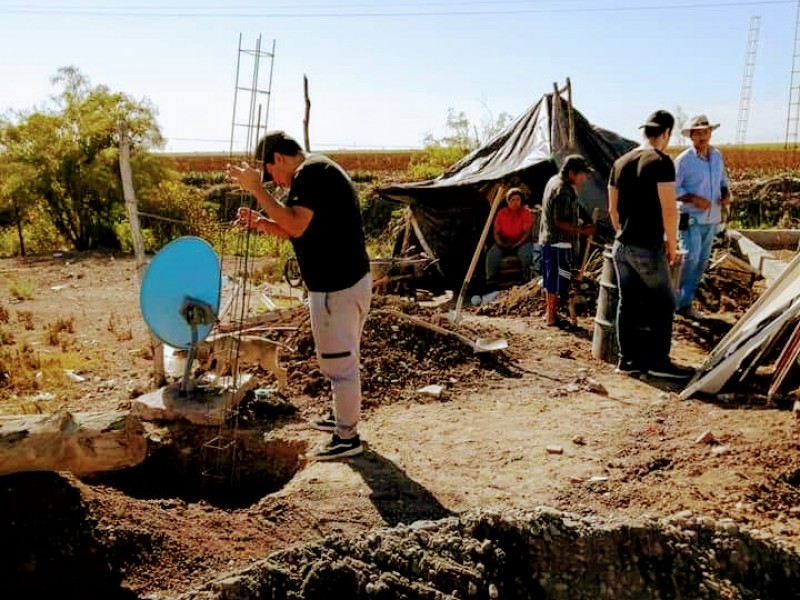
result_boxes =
[542,244,573,296]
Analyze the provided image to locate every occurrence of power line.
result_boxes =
[0,1,795,18]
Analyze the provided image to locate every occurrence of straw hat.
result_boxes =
[681,114,720,137]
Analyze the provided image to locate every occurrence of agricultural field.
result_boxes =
[170,144,798,182]
[168,148,416,177]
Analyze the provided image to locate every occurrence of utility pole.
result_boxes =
[736,15,761,146]
[119,121,165,385]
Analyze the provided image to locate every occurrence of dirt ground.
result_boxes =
[1,252,800,598]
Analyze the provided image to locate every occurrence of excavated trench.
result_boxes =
[84,426,306,510]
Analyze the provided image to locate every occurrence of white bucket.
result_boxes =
[163,344,188,378]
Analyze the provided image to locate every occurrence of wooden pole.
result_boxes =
[566,77,575,149]
[303,74,311,152]
[119,122,165,385]
[450,185,506,323]
[400,208,413,255]
[119,123,146,274]
[409,213,445,278]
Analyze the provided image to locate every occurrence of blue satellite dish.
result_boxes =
[140,236,221,349]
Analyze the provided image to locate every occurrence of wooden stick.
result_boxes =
[451,185,506,322]
[400,208,413,255]
[378,309,477,348]
[409,213,445,278]
[576,207,602,281]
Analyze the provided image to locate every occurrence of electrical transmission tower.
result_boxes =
[736,15,761,146]
[786,0,800,150]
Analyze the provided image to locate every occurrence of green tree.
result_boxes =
[0,67,172,251]
[0,151,40,255]
[423,108,476,151]
[411,106,514,180]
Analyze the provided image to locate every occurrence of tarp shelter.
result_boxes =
[376,87,638,289]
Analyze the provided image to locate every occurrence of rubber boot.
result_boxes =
[545,292,559,327]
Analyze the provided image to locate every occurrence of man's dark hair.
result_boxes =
[255,131,303,182]
[560,154,591,177]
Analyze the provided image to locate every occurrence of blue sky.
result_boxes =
[1,1,799,153]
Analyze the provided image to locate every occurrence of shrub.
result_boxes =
[407,146,469,180]
[0,218,68,258]
[8,278,35,300]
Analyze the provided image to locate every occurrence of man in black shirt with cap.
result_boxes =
[608,110,694,381]
[228,131,371,459]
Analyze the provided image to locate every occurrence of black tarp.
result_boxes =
[376,92,638,289]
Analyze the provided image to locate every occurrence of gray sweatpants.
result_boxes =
[308,272,372,439]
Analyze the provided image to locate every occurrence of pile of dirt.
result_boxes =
[475,279,544,317]
[473,277,598,322]
[267,296,508,409]
[696,268,758,314]
[179,508,800,600]
[0,472,130,598]
[730,176,800,228]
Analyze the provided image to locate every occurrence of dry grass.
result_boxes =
[17,310,34,330]
[45,316,75,346]
[7,277,35,300]
[107,312,133,341]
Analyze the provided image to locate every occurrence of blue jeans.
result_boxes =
[611,241,676,367]
[485,242,535,282]
[678,222,715,310]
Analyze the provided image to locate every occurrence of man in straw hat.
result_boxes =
[608,110,694,380]
[674,114,731,320]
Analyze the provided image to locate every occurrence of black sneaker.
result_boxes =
[308,412,336,432]
[310,434,363,460]
[647,361,695,380]
[615,360,645,376]
[677,307,704,320]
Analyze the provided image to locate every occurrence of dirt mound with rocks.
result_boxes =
[259,295,510,410]
[178,507,800,600]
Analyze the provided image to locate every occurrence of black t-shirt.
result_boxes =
[609,147,675,250]
[286,154,370,292]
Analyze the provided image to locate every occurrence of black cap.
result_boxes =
[639,109,675,130]
[562,154,592,174]
[254,131,301,182]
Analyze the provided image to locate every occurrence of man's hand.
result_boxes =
[581,223,596,237]
[690,195,712,211]
[666,243,677,265]
[234,207,261,231]
[227,162,262,196]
